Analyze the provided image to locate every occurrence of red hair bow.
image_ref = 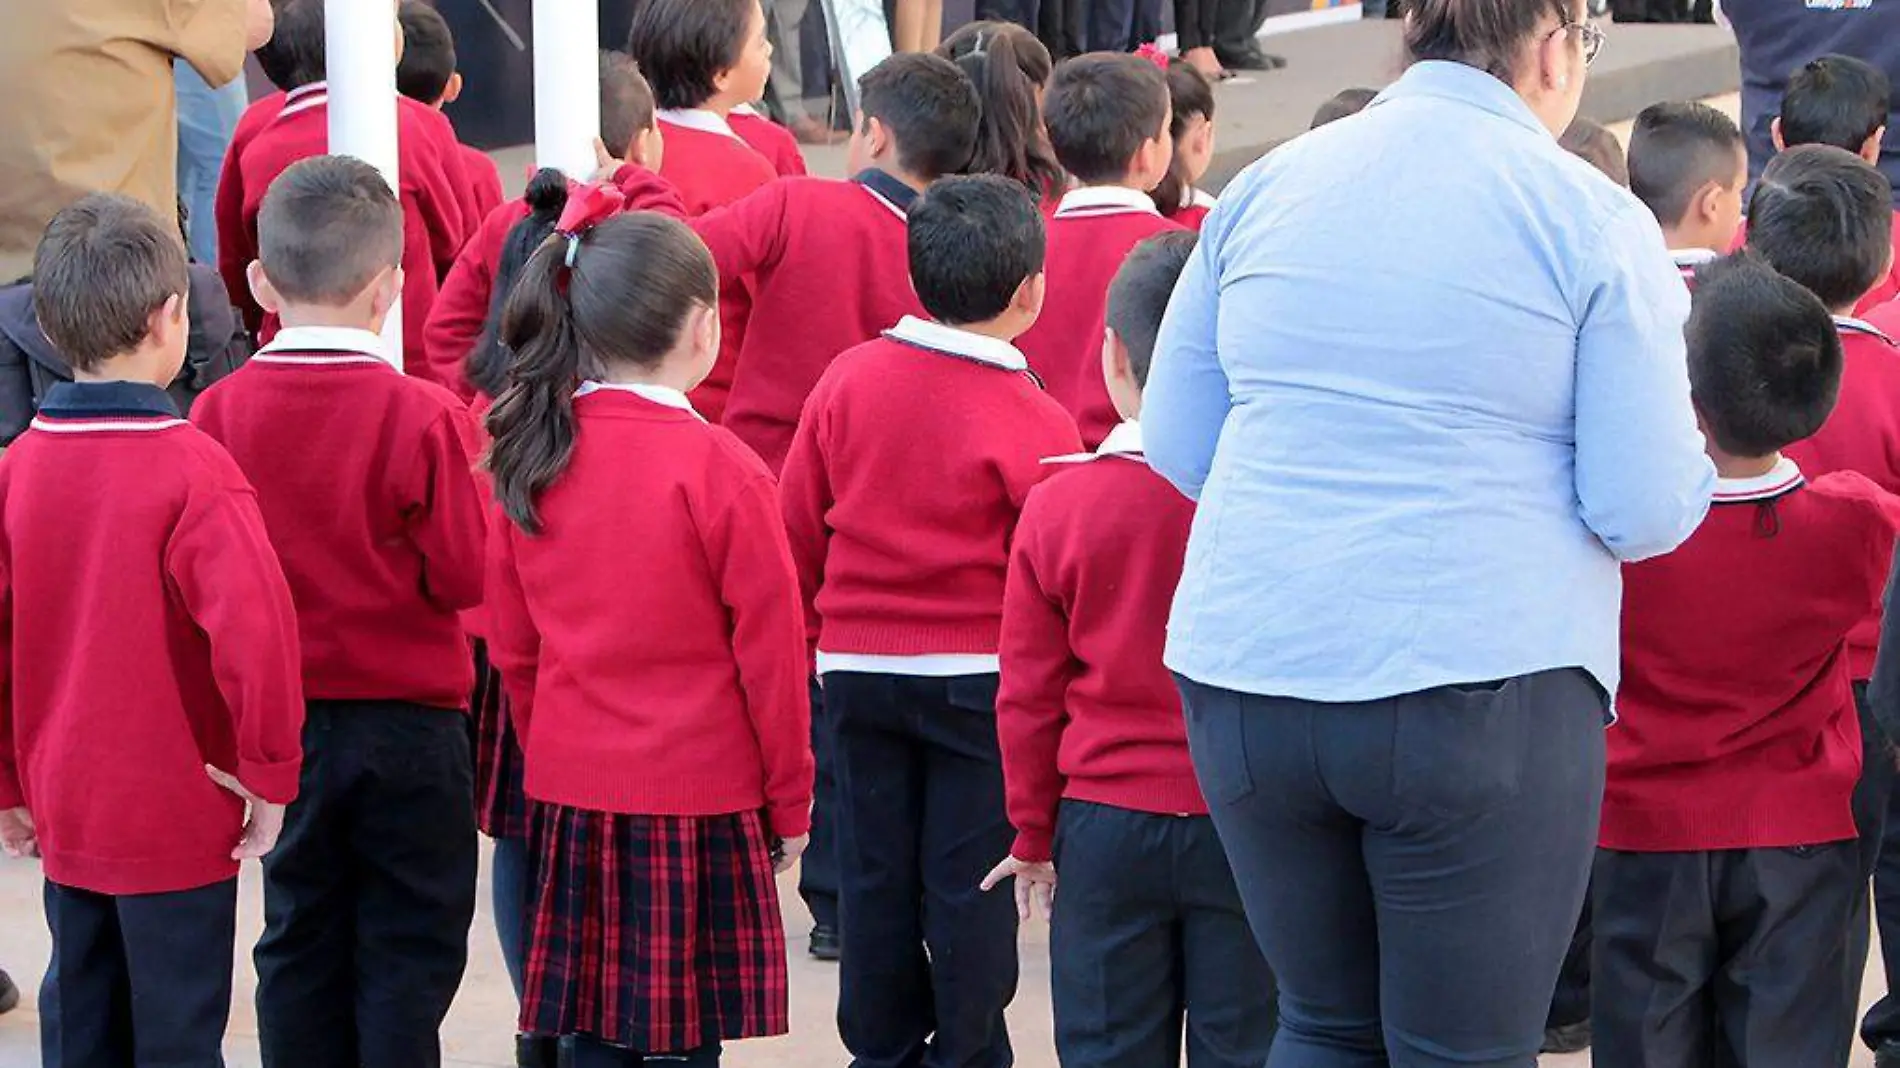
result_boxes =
[556,181,626,266]
[1135,42,1171,72]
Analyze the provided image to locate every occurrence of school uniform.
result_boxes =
[731,104,809,178]
[780,316,1082,1068]
[191,326,487,1068]
[657,108,780,423]
[0,381,303,1068]
[1671,247,1718,288]
[214,83,479,388]
[1016,186,1184,447]
[1166,188,1218,232]
[484,382,813,1056]
[1593,459,1900,1068]
[999,421,1276,1068]
[1873,297,1900,339]
[457,142,505,224]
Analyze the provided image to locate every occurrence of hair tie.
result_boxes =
[1135,42,1170,71]
[553,181,627,270]
[971,31,987,56]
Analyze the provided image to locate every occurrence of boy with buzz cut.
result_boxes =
[0,194,305,1067]
[985,230,1279,1068]
[1772,55,1900,312]
[1628,101,1749,282]
[396,0,504,222]
[1017,51,1183,448]
[779,174,1083,1068]
[1594,252,1900,1067]
[192,156,488,1068]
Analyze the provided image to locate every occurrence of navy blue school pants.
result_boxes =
[1179,668,1604,1068]
[824,671,1019,1068]
[255,701,478,1068]
[798,679,840,933]
[40,876,238,1068]
[1051,800,1278,1068]
[1086,0,1165,50]
[1591,843,1860,1067]
[1858,682,1900,1053]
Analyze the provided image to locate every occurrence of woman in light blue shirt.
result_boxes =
[1143,0,1715,1062]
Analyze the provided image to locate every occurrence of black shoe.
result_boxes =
[1215,43,1288,71]
[0,969,18,1016]
[516,1034,558,1068]
[1541,1020,1592,1055]
[1877,1039,1900,1068]
[808,924,840,962]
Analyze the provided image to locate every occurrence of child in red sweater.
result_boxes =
[936,21,1067,205]
[780,175,1082,1068]
[1627,101,1748,284]
[1594,253,1900,1067]
[1153,59,1219,231]
[1015,52,1182,447]
[984,231,1277,1067]
[397,0,504,222]
[0,195,303,1067]
[483,195,812,1068]
[731,103,808,177]
[193,157,488,1068]
[628,0,779,423]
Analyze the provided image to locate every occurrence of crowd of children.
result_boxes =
[7,0,1900,1066]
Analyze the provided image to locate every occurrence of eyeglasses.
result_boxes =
[1552,20,1606,67]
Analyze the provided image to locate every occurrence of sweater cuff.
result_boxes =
[767,800,812,841]
[1011,830,1053,866]
[240,755,303,807]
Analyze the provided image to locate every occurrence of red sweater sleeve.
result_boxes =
[709,476,815,838]
[484,510,539,740]
[215,150,260,333]
[778,391,834,652]
[996,505,1075,864]
[0,551,18,811]
[691,181,791,286]
[610,163,689,220]
[405,404,488,613]
[165,482,306,804]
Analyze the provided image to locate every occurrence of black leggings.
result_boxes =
[1175,0,1222,49]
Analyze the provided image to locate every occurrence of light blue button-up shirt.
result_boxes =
[1145,60,1716,703]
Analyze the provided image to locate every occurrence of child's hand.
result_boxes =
[592,137,627,182]
[0,806,36,859]
[980,856,1057,922]
[206,765,287,860]
[771,834,810,875]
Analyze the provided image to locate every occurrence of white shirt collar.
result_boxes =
[1836,315,1898,344]
[575,380,706,420]
[254,326,391,365]
[1045,420,1146,465]
[886,316,1027,371]
[1712,455,1804,503]
[732,103,760,117]
[1188,188,1219,209]
[1671,248,1720,268]
[1055,185,1162,219]
[656,108,741,141]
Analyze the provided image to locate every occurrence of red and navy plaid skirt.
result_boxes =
[471,641,534,841]
[518,804,790,1051]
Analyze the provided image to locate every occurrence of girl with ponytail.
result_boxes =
[484,187,815,1068]
[938,21,1068,205]
[1151,58,1220,229]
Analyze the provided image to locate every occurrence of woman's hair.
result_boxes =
[626,0,754,111]
[937,21,1067,200]
[485,211,718,533]
[1402,0,1575,84]
[1153,60,1216,216]
[467,170,570,399]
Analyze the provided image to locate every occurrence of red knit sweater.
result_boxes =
[997,432,1203,863]
[1871,297,1900,337]
[191,331,487,709]
[692,172,922,473]
[484,387,814,835]
[1605,465,1900,852]
[458,142,505,224]
[780,321,1083,657]
[0,383,304,895]
[731,107,809,178]
[1015,190,1183,448]
[1785,320,1900,679]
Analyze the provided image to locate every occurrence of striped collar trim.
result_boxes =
[885,316,1027,371]
[30,414,186,433]
[279,82,328,119]
[253,326,392,367]
[1712,456,1805,504]
[34,381,181,429]
[656,108,741,142]
[855,169,918,220]
[1055,185,1162,219]
[1672,248,1719,270]
[1046,420,1146,465]
[1836,315,1898,346]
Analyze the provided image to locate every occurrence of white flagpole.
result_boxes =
[325,0,404,369]
[533,0,601,178]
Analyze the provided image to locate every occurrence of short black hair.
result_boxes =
[1044,53,1171,185]
[31,195,190,373]
[1628,101,1747,227]
[1312,87,1377,129]
[256,0,327,91]
[257,156,405,306]
[1687,253,1843,457]
[600,50,657,158]
[1747,144,1895,310]
[396,1,457,104]
[1781,54,1891,154]
[857,53,982,181]
[908,175,1046,326]
[1105,231,1197,386]
[626,0,755,111]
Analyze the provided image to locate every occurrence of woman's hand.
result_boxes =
[980,856,1057,921]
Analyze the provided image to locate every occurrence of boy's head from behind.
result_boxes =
[252,156,405,330]
[602,50,662,168]
[396,1,461,108]
[257,0,327,91]
[1560,119,1628,187]
[1044,53,1172,190]
[1746,144,1895,312]
[32,194,190,383]
[1103,231,1196,421]
[908,175,1046,337]
[1629,101,1748,253]
[1312,88,1377,130]
[626,0,771,113]
[848,53,981,183]
[1687,253,1842,461]
[1776,54,1890,165]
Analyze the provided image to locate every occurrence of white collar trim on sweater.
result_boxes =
[1046,420,1146,465]
[253,326,390,365]
[1712,456,1804,503]
[1055,185,1161,218]
[576,380,706,420]
[656,108,741,141]
[887,316,1027,371]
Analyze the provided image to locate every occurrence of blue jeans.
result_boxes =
[174,61,248,263]
[492,835,531,1000]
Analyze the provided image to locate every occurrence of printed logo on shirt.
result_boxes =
[1803,0,1873,11]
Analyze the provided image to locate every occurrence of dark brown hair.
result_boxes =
[485,213,718,532]
[1045,53,1172,186]
[256,156,404,306]
[396,1,457,104]
[857,53,983,180]
[1312,87,1378,129]
[1402,0,1576,84]
[1153,60,1215,216]
[256,0,328,91]
[32,194,190,373]
[626,0,755,111]
[1746,144,1895,310]
[907,175,1046,325]
[1628,101,1745,226]
[1560,118,1628,186]
[602,50,657,159]
[937,21,1066,199]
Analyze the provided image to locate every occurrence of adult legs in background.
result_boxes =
[173,61,247,263]
[1212,0,1284,70]
[1087,0,1138,51]
[891,0,942,51]
[1181,668,1604,1068]
[799,680,842,959]
[1542,893,1593,1053]
[974,0,1042,30]
[1037,0,1087,60]
[491,835,532,997]
[1175,0,1225,76]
